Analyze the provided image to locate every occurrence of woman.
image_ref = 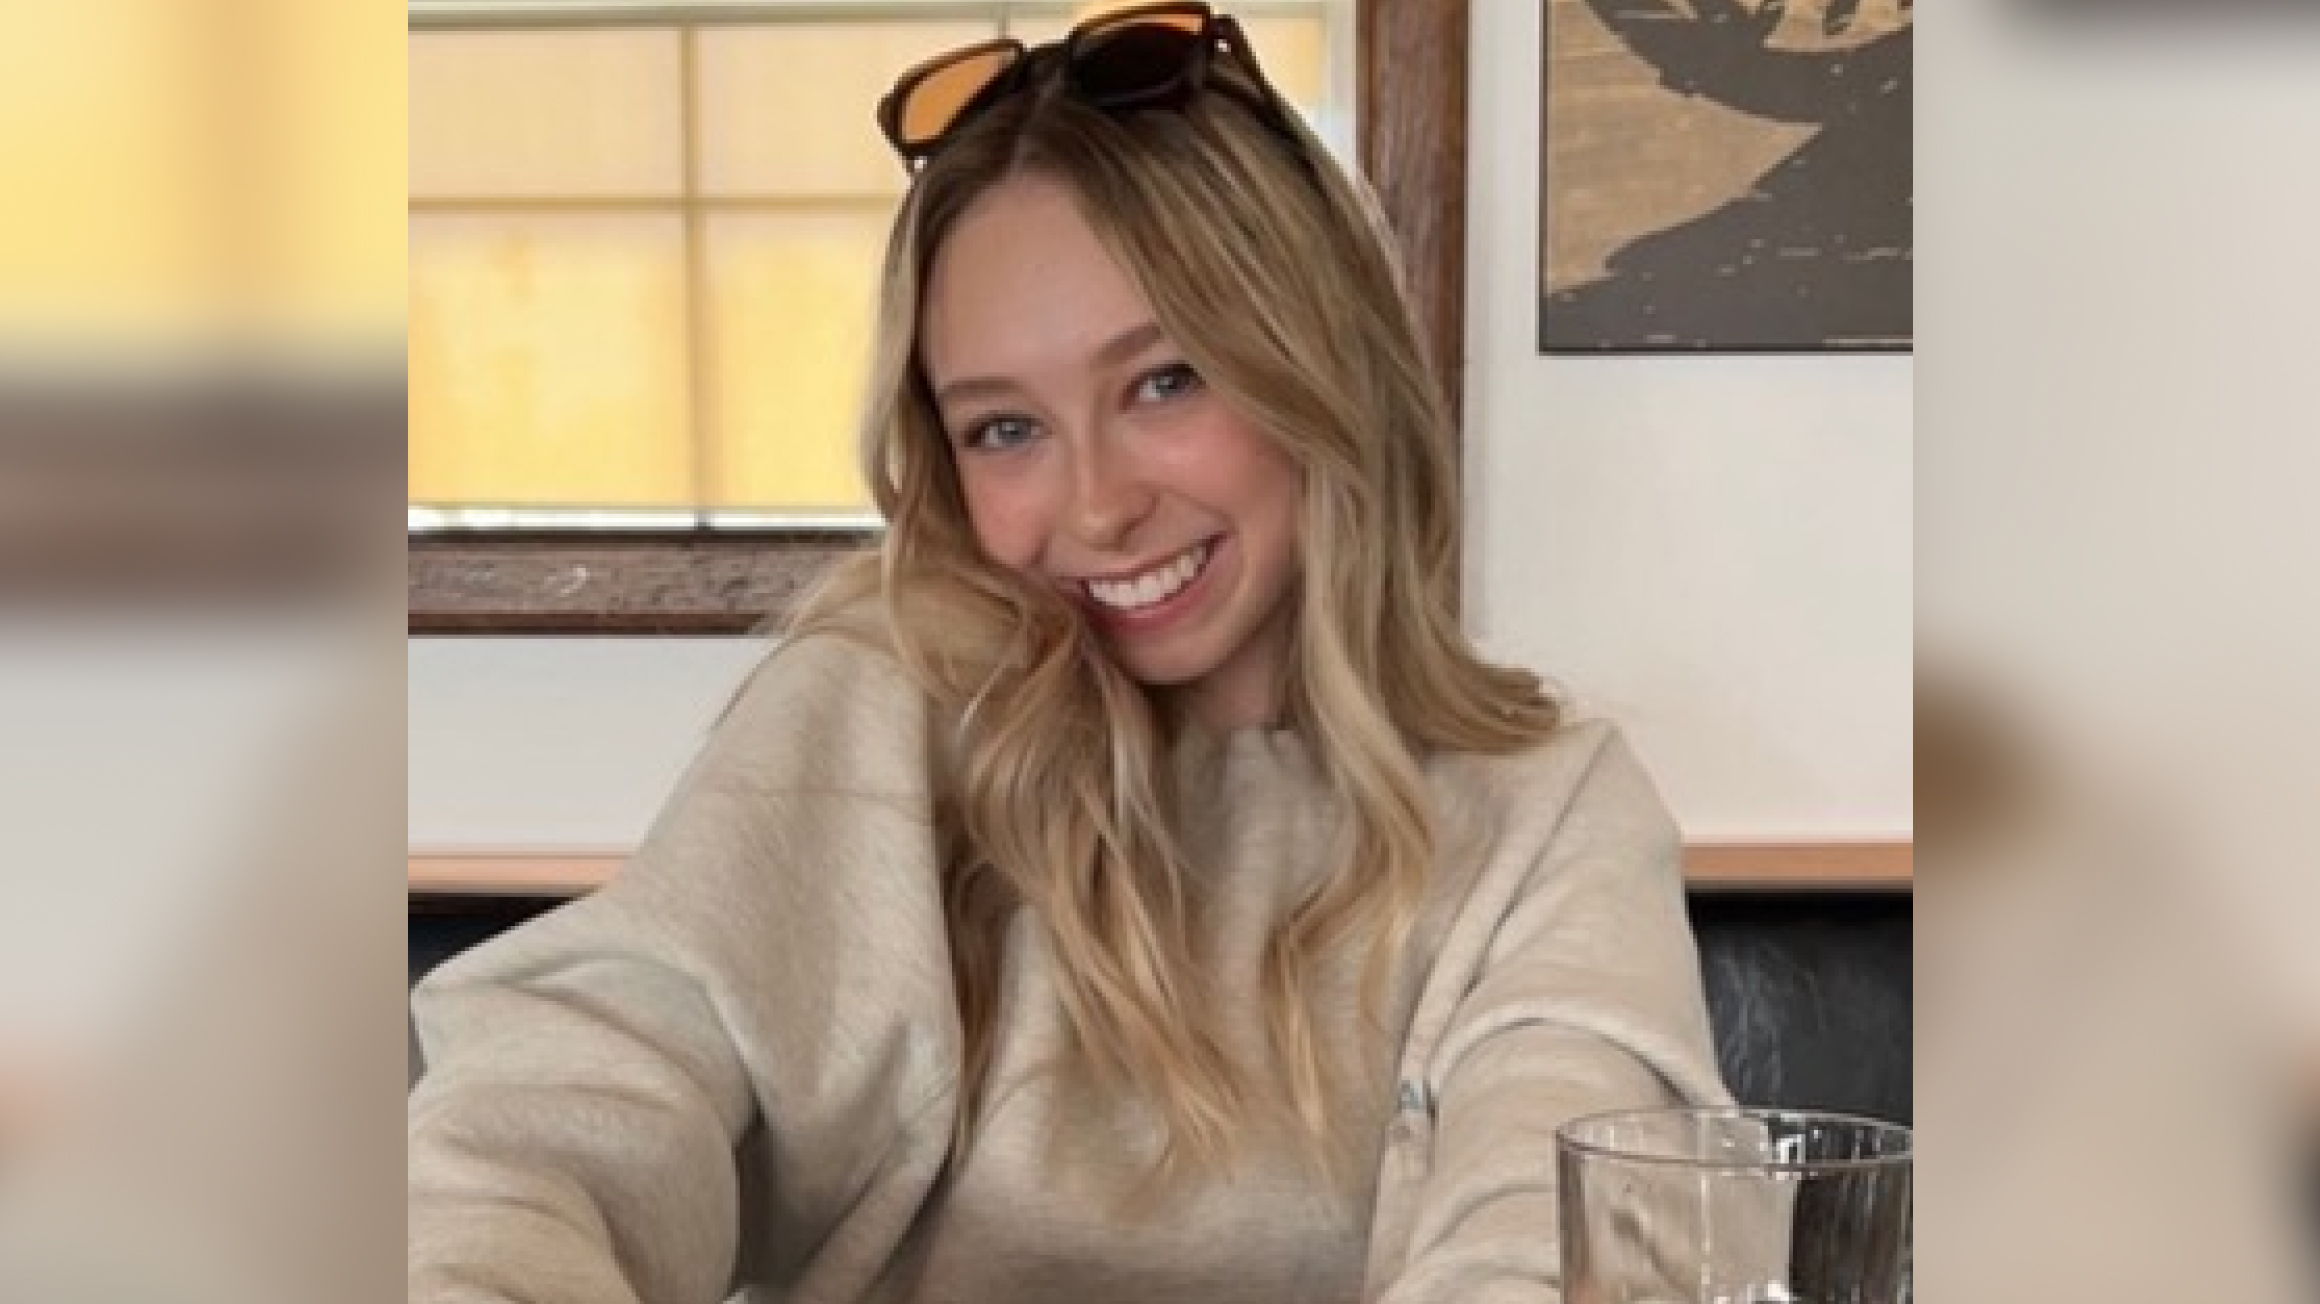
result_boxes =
[407,6,1729,1301]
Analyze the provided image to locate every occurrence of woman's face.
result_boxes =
[919,173,1302,731]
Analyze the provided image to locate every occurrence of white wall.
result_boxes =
[408,4,1914,852]
[408,636,767,851]
[1461,2,1912,840]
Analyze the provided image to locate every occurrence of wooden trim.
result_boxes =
[409,0,1469,634]
[410,840,1913,897]
[1359,0,1468,426]
[409,854,622,896]
[1684,841,1913,891]
[408,529,875,633]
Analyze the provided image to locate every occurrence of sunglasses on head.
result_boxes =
[876,2,1300,171]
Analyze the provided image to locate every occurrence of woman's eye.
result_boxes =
[1131,362,1204,405]
[961,415,1038,452]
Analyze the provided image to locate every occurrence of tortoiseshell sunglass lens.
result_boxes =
[892,43,1020,151]
[1069,5,1212,105]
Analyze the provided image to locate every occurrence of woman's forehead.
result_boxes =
[920,175,1164,387]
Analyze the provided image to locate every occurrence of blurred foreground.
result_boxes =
[1916,0,2320,1297]
[0,2,404,1302]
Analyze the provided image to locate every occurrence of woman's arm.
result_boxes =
[408,630,958,1304]
[408,931,754,1304]
[1377,729,1732,1304]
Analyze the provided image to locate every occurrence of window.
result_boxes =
[408,0,1468,631]
[409,2,1343,528]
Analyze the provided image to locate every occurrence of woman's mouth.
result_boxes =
[1078,538,1219,628]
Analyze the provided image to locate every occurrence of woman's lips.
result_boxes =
[1077,535,1224,635]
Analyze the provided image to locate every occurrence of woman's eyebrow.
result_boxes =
[1091,321,1166,368]
[932,374,1020,410]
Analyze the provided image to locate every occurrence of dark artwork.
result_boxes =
[1539,0,1913,352]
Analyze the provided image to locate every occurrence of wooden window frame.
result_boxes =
[408,0,1468,635]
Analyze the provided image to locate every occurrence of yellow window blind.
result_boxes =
[409,6,1337,519]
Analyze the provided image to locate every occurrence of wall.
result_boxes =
[407,3,1914,853]
[1460,1,1912,840]
[409,636,767,852]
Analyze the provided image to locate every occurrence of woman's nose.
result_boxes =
[1064,432,1157,553]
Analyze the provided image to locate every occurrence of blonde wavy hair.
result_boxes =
[791,51,1562,1185]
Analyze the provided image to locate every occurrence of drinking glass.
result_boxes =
[1556,1107,1911,1304]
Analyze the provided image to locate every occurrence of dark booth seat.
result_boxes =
[1688,891,1911,1125]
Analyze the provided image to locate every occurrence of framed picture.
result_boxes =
[1539,0,1913,353]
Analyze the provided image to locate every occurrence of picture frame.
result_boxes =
[1538,0,1913,353]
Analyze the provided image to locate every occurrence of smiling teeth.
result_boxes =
[1086,542,1210,612]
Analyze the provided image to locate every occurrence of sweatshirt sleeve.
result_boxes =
[1376,727,1733,1304]
[407,631,959,1304]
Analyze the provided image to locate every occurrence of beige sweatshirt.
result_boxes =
[407,632,1730,1304]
